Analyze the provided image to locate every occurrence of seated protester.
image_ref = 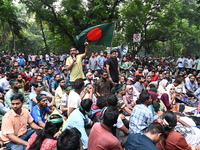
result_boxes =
[144,76,152,89]
[16,74,25,92]
[56,128,81,150]
[4,79,28,109]
[88,106,123,150]
[175,75,188,102]
[51,74,61,94]
[194,77,200,111]
[157,79,168,97]
[84,72,94,85]
[125,122,165,150]
[31,94,54,128]
[164,72,172,84]
[129,90,154,134]
[133,75,145,93]
[55,78,66,108]
[67,78,85,116]
[29,82,55,110]
[91,96,107,123]
[1,94,41,150]
[123,85,139,108]
[36,75,50,94]
[63,99,93,150]
[60,85,72,118]
[81,83,95,101]
[185,75,198,97]
[26,114,63,150]
[115,84,132,115]
[148,91,163,120]
[160,81,178,110]
[157,111,199,150]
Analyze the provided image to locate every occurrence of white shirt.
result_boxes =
[45,54,49,61]
[185,58,193,69]
[61,93,69,107]
[0,77,9,90]
[67,90,81,109]
[177,57,186,68]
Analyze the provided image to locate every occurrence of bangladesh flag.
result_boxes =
[76,23,114,47]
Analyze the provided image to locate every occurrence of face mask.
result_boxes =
[128,92,133,95]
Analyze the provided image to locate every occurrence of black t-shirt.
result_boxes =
[106,58,119,82]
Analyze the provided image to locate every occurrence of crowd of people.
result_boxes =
[0,42,200,150]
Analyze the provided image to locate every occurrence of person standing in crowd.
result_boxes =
[88,52,97,71]
[126,122,165,150]
[88,106,123,150]
[120,56,131,78]
[96,51,106,75]
[185,55,193,74]
[106,50,120,83]
[176,53,186,72]
[1,94,41,150]
[129,90,154,134]
[66,42,89,88]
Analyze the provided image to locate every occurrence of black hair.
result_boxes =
[80,98,92,112]
[28,114,63,150]
[32,81,43,88]
[106,94,118,106]
[9,79,17,86]
[57,128,81,150]
[146,122,165,137]
[96,96,107,109]
[137,90,150,104]
[58,78,65,83]
[103,51,107,55]
[110,50,116,55]
[100,69,107,75]
[135,75,144,81]
[161,111,177,135]
[62,69,67,73]
[74,78,84,91]
[173,79,181,84]
[115,84,124,94]
[11,94,24,103]
[54,73,60,79]
[102,106,119,128]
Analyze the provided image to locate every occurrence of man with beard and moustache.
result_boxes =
[95,70,115,98]
[133,75,145,93]
[29,81,55,110]
[129,90,154,134]
[115,84,132,115]
[1,94,42,150]
[30,72,38,87]
[105,50,120,83]
[66,42,89,88]
[55,78,66,108]
[185,75,198,97]
[16,74,25,92]
[44,69,54,89]
[4,80,28,109]
[31,94,54,128]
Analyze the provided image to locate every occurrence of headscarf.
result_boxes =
[166,84,175,104]
[123,85,133,104]
[149,91,158,101]
[158,79,168,97]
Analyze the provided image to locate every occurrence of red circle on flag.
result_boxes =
[87,28,102,41]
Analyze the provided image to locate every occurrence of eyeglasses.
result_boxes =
[170,88,175,90]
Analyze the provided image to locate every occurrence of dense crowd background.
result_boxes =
[0,47,200,150]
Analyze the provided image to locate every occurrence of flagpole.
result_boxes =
[110,22,116,51]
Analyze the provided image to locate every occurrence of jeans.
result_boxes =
[5,129,35,150]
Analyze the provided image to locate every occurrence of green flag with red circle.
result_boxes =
[76,23,114,47]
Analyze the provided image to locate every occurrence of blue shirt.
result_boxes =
[194,87,200,99]
[63,108,90,149]
[125,133,159,150]
[97,56,106,70]
[44,75,54,84]
[129,104,154,134]
[31,105,50,123]
[29,91,49,110]
[51,81,59,91]
[18,58,25,66]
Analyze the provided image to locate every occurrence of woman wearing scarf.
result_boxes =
[123,85,139,109]
[157,79,168,97]
[160,84,176,111]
